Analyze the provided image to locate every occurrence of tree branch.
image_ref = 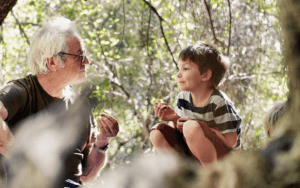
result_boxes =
[11,10,30,45]
[146,4,152,56]
[20,22,41,27]
[203,0,225,48]
[142,0,178,70]
[203,0,217,41]
[227,0,232,56]
[116,0,126,54]
[69,0,79,19]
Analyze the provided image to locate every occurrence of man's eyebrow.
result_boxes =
[77,49,84,54]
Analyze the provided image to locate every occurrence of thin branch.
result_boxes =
[203,0,217,42]
[203,0,225,49]
[116,0,126,53]
[142,0,165,22]
[146,3,152,56]
[69,0,79,19]
[20,22,42,27]
[227,0,232,56]
[142,0,178,70]
[11,10,30,45]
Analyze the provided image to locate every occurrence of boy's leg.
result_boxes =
[183,121,230,166]
[150,123,193,159]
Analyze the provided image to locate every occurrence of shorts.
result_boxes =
[151,121,231,160]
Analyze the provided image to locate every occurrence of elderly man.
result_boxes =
[0,17,119,187]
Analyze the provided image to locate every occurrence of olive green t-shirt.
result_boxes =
[0,74,96,182]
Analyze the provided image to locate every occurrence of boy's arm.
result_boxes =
[171,114,179,129]
[154,102,179,125]
[211,129,237,148]
[213,100,241,148]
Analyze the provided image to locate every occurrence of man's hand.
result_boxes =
[0,101,8,120]
[176,117,194,133]
[96,114,119,140]
[154,102,178,122]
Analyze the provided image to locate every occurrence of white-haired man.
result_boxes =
[0,17,119,187]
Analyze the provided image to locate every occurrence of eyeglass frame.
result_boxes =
[58,51,86,63]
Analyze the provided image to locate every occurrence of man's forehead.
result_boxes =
[67,38,84,53]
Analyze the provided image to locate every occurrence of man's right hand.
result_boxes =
[154,102,178,122]
[0,101,8,120]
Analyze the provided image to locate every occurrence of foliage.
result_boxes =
[0,0,286,177]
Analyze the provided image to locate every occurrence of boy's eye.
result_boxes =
[184,68,189,70]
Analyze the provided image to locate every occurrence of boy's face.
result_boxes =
[176,59,206,92]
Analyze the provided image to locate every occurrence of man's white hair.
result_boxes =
[27,17,84,74]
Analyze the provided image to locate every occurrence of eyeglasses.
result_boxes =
[58,51,86,63]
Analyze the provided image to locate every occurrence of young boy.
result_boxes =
[263,101,287,138]
[150,41,242,166]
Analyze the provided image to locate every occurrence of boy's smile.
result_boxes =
[176,59,205,92]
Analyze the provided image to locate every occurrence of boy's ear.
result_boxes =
[201,69,212,81]
[46,56,58,71]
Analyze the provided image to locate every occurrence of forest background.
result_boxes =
[0,0,287,181]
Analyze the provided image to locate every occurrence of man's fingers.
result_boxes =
[98,115,119,137]
[100,114,118,125]
[102,116,116,135]
[157,106,165,119]
[97,117,110,136]
[100,114,119,136]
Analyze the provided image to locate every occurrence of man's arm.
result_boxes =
[0,101,8,120]
[80,114,119,182]
[80,133,109,182]
[0,101,14,156]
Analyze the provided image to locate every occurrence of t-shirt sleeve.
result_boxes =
[175,92,182,118]
[213,100,242,134]
[81,111,98,170]
[0,83,28,122]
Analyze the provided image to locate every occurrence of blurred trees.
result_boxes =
[0,0,286,175]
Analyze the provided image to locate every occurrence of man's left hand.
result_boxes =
[96,114,119,139]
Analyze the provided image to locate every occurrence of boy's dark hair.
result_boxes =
[179,41,229,87]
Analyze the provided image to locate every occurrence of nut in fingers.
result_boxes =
[161,105,169,110]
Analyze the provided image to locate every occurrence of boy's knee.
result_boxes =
[150,123,167,143]
[151,123,168,131]
[183,120,205,139]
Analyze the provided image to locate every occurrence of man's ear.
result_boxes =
[202,69,212,81]
[46,57,58,71]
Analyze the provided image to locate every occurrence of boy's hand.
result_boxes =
[154,102,178,122]
[176,117,194,133]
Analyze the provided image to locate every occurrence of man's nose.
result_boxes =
[82,56,90,65]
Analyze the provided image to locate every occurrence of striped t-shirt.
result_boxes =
[175,89,242,148]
